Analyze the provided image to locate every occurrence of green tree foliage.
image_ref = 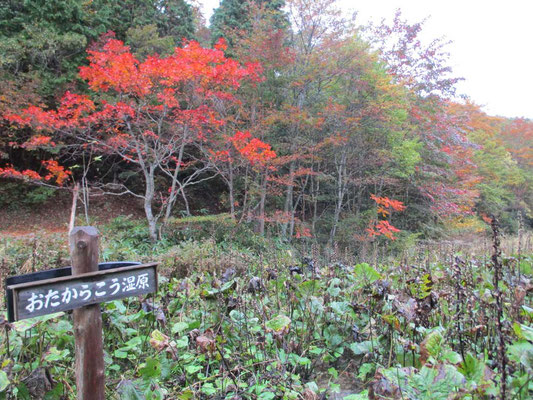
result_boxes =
[155,0,195,40]
[0,0,195,102]
[452,103,531,229]
[0,0,95,100]
[1,0,532,243]
[210,0,287,44]
[125,25,176,59]
[0,0,196,200]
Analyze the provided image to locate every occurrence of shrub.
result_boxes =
[159,238,254,278]
[0,181,56,209]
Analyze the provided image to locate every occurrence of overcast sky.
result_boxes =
[198,0,533,119]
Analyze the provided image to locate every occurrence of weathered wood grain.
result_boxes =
[71,227,105,400]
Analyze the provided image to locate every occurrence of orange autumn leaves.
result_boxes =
[371,194,406,216]
[4,35,271,187]
[229,131,276,166]
[209,130,276,174]
[0,160,71,185]
[78,38,262,98]
[366,194,406,240]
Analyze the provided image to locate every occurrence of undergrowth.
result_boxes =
[0,218,532,399]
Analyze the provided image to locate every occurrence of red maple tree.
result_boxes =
[366,194,406,240]
[5,34,264,240]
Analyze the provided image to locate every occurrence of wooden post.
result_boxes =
[69,227,105,400]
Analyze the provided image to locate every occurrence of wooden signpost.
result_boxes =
[7,262,157,321]
[4,226,158,400]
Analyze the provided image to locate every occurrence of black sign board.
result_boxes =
[5,261,141,322]
[6,263,157,322]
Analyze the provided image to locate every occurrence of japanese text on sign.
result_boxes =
[9,264,157,321]
[25,273,150,313]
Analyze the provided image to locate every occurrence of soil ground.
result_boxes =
[0,191,145,237]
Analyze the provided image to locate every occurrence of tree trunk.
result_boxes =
[258,169,268,236]
[290,172,310,238]
[164,136,187,224]
[144,165,158,242]
[311,163,320,236]
[329,151,347,244]
[281,161,295,239]
[229,165,235,218]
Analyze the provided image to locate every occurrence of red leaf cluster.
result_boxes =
[78,38,261,98]
[366,220,401,240]
[370,194,406,216]
[0,160,70,185]
[229,131,276,166]
[366,195,406,240]
[0,166,42,181]
[4,34,266,189]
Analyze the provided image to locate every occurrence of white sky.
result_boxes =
[197,0,533,119]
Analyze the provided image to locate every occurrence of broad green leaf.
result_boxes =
[508,340,533,363]
[309,296,324,313]
[203,280,236,298]
[125,336,143,347]
[458,353,485,384]
[330,301,350,315]
[289,354,310,366]
[44,347,69,362]
[229,310,246,323]
[521,305,533,317]
[119,381,143,400]
[185,365,202,374]
[151,330,166,342]
[201,383,217,395]
[0,371,9,392]
[171,322,189,334]
[140,358,161,379]
[258,392,275,400]
[407,365,462,399]
[176,336,189,348]
[513,323,533,342]
[107,300,127,313]
[44,383,63,400]
[349,340,377,355]
[177,390,194,400]
[519,347,533,371]
[14,384,31,399]
[329,383,340,393]
[327,334,343,348]
[343,391,369,400]
[357,363,374,380]
[327,279,341,297]
[265,315,291,333]
[298,280,321,297]
[13,312,64,332]
[442,351,462,364]
[309,346,324,355]
[422,330,443,357]
[353,263,381,287]
[114,350,128,359]
[188,321,201,330]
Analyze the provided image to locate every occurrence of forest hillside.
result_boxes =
[0,1,532,399]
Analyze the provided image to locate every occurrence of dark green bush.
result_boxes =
[0,181,56,209]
